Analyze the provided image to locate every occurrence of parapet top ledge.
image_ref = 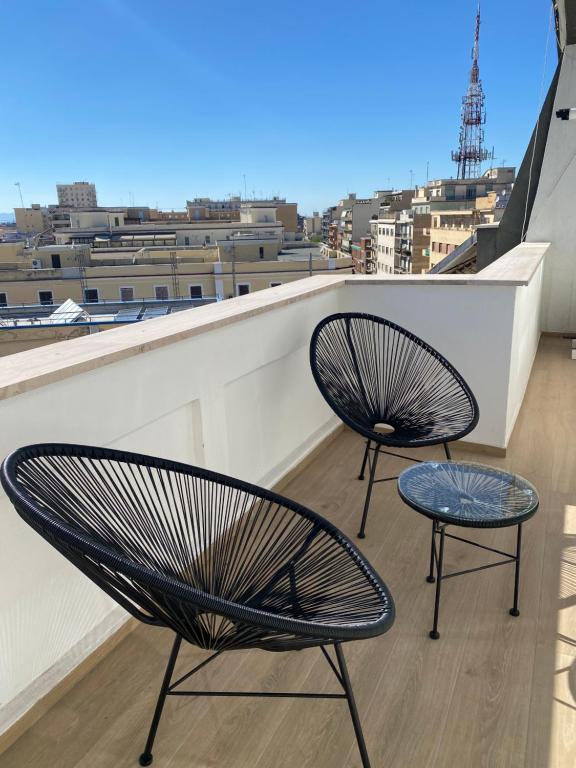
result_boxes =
[345,242,549,287]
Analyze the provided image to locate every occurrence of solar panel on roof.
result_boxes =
[48,299,87,324]
[115,306,143,322]
[142,307,170,320]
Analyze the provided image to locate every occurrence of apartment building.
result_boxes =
[56,182,97,208]
[186,197,298,238]
[411,212,432,274]
[337,193,388,254]
[394,210,413,273]
[321,206,337,242]
[350,234,376,275]
[409,169,515,272]
[55,205,286,250]
[372,217,396,274]
[303,212,322,238]
[427,167,515,211]
[429,209,492,269]
[14,204,50,235]
[0,239,352,312]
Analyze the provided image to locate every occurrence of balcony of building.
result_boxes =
[1,239,575,767]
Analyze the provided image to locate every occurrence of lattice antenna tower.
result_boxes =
[451,4,490,179]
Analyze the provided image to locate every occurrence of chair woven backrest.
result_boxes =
[1,444,393,651]
[310,313,479,446]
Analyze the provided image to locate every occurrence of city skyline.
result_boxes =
[0,0,556,214]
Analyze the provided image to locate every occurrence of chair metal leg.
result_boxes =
[430,527,446,640]
[358,440,371,481]
[139,635,182,766]
[444,442,452,460]
[334,643,372,768]
[427,520,436,583]
[358,446,380,539]
[510,523,522,617]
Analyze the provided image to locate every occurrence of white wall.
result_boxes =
[527,44,576,332]
[505,261,544,443]
[342,281,517,448]
[0,288,341,735]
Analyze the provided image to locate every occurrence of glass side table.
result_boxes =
[397,461,539,639]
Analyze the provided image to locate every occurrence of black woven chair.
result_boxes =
[310,313,479,538]
[1,444,394,768]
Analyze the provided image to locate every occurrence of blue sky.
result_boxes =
[0,0,557,215]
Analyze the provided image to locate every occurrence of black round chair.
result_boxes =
[1,444,394,768]
[310,313,479,538]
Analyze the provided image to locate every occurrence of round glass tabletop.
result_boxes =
[397,461,539,528]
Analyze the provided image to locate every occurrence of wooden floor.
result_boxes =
[2,335,575,768]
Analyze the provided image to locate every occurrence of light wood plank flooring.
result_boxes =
[1,335,575,768]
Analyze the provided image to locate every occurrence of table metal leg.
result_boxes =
[510,523,522,617]
[430,526,445,639]
[427,520,436,583]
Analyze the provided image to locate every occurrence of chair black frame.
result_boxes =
[1,443,395,768]
[310,313,480,538]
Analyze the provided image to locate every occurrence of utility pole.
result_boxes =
[14,182,24,208]
[232,239,237,297]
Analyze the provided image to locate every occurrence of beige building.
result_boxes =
[56,182,97,208]
[14,205,50,234]
[185,198,298,237]
[429,207,495,269]
[304,212,322,238]
[274,203,298,238]
[0,241,352,355]
[54,204,286,249]
[0,248,350,307]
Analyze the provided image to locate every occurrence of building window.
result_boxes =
[114,217,120,227]
[236,284,250,296]
[51,254,61,269]
[39,291,53,306]
[155,286,169,300]
[205,236,211,244]
[259,246,264,259]
[84,288,99,303]
[120,287,135,302]
[189,285,203,299]
[0,292,7,307]
[184,236,190,246]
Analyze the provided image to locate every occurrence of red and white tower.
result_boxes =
[451,4,490,179]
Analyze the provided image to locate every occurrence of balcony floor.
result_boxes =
[2,335,575,768]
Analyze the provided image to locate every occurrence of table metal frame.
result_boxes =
[426,519,523,639]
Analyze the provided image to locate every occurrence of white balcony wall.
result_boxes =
[344,245,546,450]
[0,284,343,737]
[0,246,547,738]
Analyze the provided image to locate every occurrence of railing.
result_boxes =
[0,242,549,739]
